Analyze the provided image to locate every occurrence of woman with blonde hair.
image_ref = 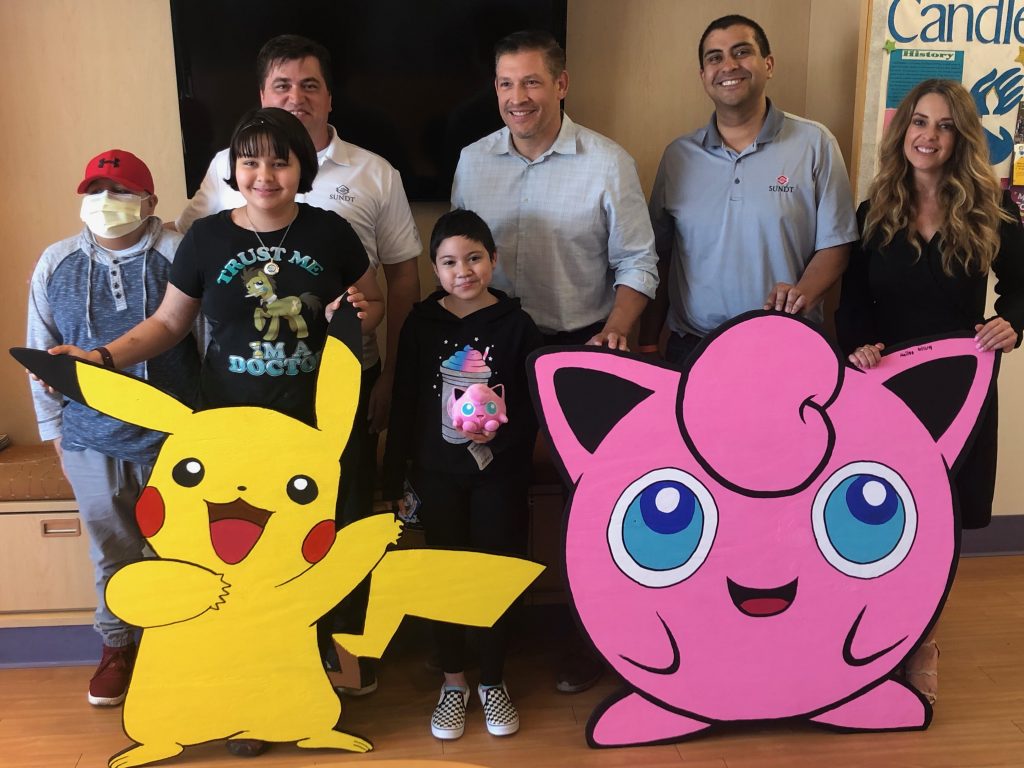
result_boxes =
[836,78,1024,704]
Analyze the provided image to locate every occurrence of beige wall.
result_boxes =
[0,0,1020,516]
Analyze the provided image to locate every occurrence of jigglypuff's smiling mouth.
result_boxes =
[727,577,798,617]
[207,499,272,565]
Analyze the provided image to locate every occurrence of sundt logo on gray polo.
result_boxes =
[769,173,795,193]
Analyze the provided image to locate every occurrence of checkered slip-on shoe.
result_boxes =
[431,685,470,740]
[478,683,520,736]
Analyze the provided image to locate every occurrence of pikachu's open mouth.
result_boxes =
[207,499,272,565]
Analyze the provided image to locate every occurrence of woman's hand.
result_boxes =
[848,342,885,369]
[975,317,1018,353]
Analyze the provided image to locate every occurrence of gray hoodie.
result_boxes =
[26,218,201,464]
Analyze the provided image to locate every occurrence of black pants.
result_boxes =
[665,330,704,365]
[541,320,604,348]
[412,463,530,685]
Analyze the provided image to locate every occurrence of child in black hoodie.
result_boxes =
[382,209,542,741]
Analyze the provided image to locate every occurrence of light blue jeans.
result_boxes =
[61,448,151,647]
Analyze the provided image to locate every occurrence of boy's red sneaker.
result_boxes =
[87,643,136,706]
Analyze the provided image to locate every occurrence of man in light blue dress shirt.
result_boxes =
[640,15,858,362]
[452,30,658,350]
[451,30,658,694]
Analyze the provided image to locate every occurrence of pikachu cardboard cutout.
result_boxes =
[13,304,542,767]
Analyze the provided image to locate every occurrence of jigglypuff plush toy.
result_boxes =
[13,303,542,768]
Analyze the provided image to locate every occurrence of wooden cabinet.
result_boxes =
[0,500,96,624]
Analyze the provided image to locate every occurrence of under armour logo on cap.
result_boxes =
[77,149,154,195]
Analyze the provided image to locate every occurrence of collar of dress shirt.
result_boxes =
[491,112,580,160]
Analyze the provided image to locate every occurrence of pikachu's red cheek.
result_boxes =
[136,486,165,538]
[302,520,336,564]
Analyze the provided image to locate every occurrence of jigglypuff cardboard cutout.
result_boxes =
[528,311,998,748]
[13,303,542,767]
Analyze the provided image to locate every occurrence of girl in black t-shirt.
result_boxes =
[54,107,382,426]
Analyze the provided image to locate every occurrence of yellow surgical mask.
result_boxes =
[80,190,148,239]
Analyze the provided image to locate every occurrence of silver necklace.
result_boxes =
[244,205,297,276]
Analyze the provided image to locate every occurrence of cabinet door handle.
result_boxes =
[40,518,81,537]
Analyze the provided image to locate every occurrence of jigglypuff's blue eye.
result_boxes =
[485,401,498,415]
[461,402,475,416]
[813,462,916,578]
[826,474,904,563]
[609,469,718,587]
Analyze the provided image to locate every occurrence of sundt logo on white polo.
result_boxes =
[331,184,355,203]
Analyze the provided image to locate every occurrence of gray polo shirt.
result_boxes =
[650,101,858,336]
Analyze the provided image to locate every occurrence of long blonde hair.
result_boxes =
[863,79,1011,275]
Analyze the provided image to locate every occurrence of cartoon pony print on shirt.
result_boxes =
[242,266,322,342]
[529,311,998,747]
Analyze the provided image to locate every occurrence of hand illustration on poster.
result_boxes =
[529,312,997,747]
[970,66,1021,160]
[11,303,541,767]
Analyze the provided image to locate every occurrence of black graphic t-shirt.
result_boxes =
[170,203,369,423]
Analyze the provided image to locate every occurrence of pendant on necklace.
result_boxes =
[245,205,295,275]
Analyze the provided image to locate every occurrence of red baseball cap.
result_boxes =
[77,149,154,195]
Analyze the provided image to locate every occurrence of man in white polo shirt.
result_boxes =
[176,38,419,532]
[640,14,858,362]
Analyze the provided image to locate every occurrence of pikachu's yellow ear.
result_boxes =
[11,347,191,434]
[75,363,192,434]
[314,335,361,446]
[313,304,364,446]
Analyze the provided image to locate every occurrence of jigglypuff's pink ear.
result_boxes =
[859,336,999,472]
[492,383,505,399]
[528,349,681,485]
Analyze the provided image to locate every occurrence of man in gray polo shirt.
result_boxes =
[639,14,857,362]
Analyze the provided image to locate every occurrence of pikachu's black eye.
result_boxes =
[172,458,205,487]
[287,475,318,505]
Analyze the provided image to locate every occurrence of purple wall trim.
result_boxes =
[961,515,1024,557]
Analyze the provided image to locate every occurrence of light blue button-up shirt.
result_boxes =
[452,115,658,335]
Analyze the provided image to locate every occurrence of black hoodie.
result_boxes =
[382,288,543,499]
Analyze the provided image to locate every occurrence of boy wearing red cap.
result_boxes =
[26,149,200,706]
